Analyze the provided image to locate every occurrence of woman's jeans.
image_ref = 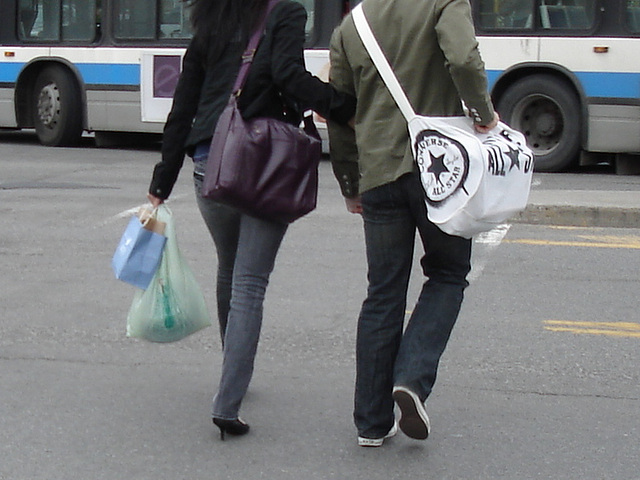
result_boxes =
[192,152,288,420]
[355,172,472,438]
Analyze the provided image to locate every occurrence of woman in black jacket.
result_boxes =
[147,0,355,440]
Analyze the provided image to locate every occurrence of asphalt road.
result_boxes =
[1,132,639,480]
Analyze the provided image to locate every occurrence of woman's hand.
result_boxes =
[147,193,164,208]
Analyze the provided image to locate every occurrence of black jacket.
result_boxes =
[149,0,356,199]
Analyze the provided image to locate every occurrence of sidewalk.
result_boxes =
[514,171,640,228]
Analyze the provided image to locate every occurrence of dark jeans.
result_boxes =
[355,172,472,438]
[193,147,288,420]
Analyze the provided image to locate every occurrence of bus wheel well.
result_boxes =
[491,67,582,111]
[15,60,85,131]
[492,68,583,172]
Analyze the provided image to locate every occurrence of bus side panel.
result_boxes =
[539,37,640,152]
[85,90,164,133]
[588,104,640,152]
[477,37,539,88]
[44,47,177,133]
[538,37,640,98]
[0,87,17,126]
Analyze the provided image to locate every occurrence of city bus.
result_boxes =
[472,0,640,172]
[0,0,351,147]
[1,1,640,173]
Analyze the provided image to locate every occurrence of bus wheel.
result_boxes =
[497,75,581,172]
[32,65,83,146]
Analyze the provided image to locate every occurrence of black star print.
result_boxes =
[507,147,521,171]
[428,152,449,186]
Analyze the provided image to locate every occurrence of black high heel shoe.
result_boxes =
[213,417,250,440]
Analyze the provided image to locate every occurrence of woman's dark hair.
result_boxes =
[183,0,269,40]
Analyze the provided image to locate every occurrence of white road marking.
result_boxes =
[468,224,511,282]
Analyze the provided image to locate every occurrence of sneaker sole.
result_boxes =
[357,437,384,447]
[357,422,398,447]
[393,387,430,440]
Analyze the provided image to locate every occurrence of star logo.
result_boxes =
[506,146,521,171]
[428,152,449,186]
[414,129,469,205]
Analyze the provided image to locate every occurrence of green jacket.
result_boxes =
[328,0,495,197]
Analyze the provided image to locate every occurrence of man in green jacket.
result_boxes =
[328,0,498,447]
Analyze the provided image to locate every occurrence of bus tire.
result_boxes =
[496,75,581,172]
[32,65,83,146]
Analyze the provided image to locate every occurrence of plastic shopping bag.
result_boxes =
[112,208,167,290]
[126,205,211,342]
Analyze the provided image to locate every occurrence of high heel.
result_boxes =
[213,417,250,440]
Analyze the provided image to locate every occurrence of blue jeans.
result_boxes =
[193,147,288,420]
[355,172,471,438]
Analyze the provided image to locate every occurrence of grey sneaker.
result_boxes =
[392,386,430,440]
[357,421,398,447]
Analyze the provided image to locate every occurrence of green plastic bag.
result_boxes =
[126,205,211,342]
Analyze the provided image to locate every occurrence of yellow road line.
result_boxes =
[543,320,640,338]
[505,238,640,249]
[545,320,640,330]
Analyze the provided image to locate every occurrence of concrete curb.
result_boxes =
[511,189,640,228]
[513,204,640,229]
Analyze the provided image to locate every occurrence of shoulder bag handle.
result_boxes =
[233,0,281,94]
[351,3,416,122]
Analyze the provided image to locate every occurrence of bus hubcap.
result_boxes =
[516,96,563,154]
[37,83,60,128]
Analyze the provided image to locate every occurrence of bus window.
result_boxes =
[627,0,640,32]
[62,0,97,41]
[159,0,192,39]
[18,0,39,39]
[478,0,534,30]
[295,0,315,40]
[18,0,60,41]
[539,0,595,30]
[114,0,156,39]
[18,0,97,41]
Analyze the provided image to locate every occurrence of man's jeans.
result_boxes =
[355,172,472,438]
[193,147,288,420]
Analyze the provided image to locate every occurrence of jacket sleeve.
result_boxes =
[435,0,495,125]
[328,22,360,198]
[269,2,356,125]
[149,37,206,199]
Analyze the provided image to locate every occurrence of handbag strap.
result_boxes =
[233,0,280,94]
[351,4,416,122]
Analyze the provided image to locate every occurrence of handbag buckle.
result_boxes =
[242,49,256,63]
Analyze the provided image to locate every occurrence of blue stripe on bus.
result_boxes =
[0,62,140,86]
[2,62,638,98]
[577,72,640,98]
[76,63,139,85]
[0,63,23,82]
[487,70,640,99]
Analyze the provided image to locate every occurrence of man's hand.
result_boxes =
[345,196,362,214]
[474,111,500,134]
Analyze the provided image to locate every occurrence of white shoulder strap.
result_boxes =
[351,3,415,122]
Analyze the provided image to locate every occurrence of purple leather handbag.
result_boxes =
[201,0,322,224]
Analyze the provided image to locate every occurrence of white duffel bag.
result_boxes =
[410,115,533,238]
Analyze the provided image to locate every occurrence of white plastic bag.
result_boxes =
[126,205,211,342]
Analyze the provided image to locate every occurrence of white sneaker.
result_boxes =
[357,421,398,447]
[392,386,430,440]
